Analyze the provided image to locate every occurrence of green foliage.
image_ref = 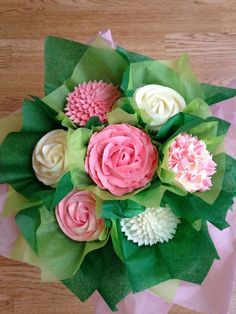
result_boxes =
[0,97,60,199]
[101,199,145,219]
[63,240,131,311]
[121,56,204,103]
[44,36,88,95]
[84,116,103,129]
[158,221,218,283]
[37,172,74,211]
[115,219,218,290]
[116,45,152,63]
[36,206,108,280]
[15,205,41,254]
[201,83,236,105]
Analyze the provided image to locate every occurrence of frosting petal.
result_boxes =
[32,129,68,187]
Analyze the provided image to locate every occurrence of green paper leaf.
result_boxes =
[15,205,41,254]
[113,96,153,130]
[121,55,204,104]
[63,240,131,311]
[161,54,205,101]
[62,245,107,302]
[57,110,76,129]
[131,179,187,208]
[71,37,128,86]
[71,169,94,189]
[101,199,145,219]
[36,206,108,280]
[158,220,218,284]
[205,116,230,136]
[0,112,22,144]
[35,190,54,211]
[43,80,75,114]
[107,107,138,125]
[201,83,236,106]
[2,186,41,217]
[44,37,128,116]
[96,241,131,311]
[84,116,103,129]
[68,127,92,170]
[44,36,88,95]
[115,220,171,292]
[37,172,74,211]
[68,127,93,189]
[163,189,230,230]
[0,97,60,199]
[184,98,211,119]
[155,112,203,143]
[190,120,218,139]
[115,217,218,288]
[113,96,137,114]
[222,154,236,197]
[49,172,74,210]
[157,115,228,149]
[116,45,152,63]
[111,220,125,261]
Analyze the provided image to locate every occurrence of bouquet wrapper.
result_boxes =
[94,93,236,314]
[1,91,236,314]
[0,30,236,314]
[0,28,115,261]
[0,184,18,257]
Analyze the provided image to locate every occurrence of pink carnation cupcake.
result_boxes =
[168,133,217,193]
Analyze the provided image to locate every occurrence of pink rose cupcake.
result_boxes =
[56,190,105,241]
[85,124,158,196]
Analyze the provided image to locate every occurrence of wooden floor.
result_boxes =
[1,0,236,313]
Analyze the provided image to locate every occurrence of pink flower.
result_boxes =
[168,133,217,193]
[65,80,121,126]
[56,190,105,241]
[85,124,158,196]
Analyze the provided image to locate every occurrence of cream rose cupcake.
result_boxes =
[134,84,186,127]
[32,129,68,187]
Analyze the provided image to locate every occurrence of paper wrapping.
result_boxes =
[0,184,19,257]
[0,30,235,314]
[93,90,236,314]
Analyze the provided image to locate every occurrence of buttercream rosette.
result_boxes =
[32,129,68,187]
[134,84,186,128]
[56,190,105,241]
[85,123,158,196]
[0,31,236,314]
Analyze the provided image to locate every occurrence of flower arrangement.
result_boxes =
[0,31,236,313]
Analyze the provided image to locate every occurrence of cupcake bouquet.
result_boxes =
[0,31,236,312]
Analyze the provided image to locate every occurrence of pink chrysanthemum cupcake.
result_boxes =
[65,80,121,126]
[168,133,217,193]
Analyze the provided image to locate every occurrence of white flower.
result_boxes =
[134,84,186,127]
[120,206,180,246]
[32,129,68,187]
